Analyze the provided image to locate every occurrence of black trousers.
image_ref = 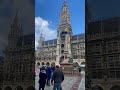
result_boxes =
[39,84,45,90]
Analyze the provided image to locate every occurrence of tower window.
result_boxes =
[60,56,64,62]
[61,50,64,53]
[61,44,64,48]
[65,55,67,59]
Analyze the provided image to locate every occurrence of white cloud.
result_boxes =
[35,17,57,49]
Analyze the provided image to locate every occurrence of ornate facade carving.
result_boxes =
[86,17,120,90]
[0,11,35,90]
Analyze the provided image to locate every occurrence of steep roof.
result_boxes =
[44,33,85,45]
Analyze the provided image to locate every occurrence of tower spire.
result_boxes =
[14,9,19,22]
[12,8,20,27]
[60,0,70,25]
[64,0,66,3]
[38,31,44,47]
[56,0,72,64]
[63,0,67,6]
[40,32,43,38]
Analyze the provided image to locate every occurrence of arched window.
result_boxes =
[46,62,50,66]
[92,85,103,90]
[81,62,85,65]
[27,86,35,90]
[110,85,120,90]
[65,55,67,59]
[60,56,64,63]
[51,62,55,67]
[61,44,64,48]
[61,50,64,53]
[73,62,79,67]
[37,62,40,66]
[5,86,12,90]
[16,86,23,90]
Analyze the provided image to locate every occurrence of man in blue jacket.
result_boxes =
[46,62,52,86]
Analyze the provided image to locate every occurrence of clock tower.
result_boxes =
[56,0,73,64]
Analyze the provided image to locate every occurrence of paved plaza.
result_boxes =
[35,69,85,90]
[78,71,85,90]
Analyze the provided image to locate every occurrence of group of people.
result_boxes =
[38,62,64,90]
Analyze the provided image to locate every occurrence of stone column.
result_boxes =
[56,33,60,65]
[65,34,68,51]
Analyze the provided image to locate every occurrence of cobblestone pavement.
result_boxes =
[35,69,85,90]
[78,71,85,90]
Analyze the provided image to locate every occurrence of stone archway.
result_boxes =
[80,62,85,69]
[37,62,40,66]
[92,85,103,90]
[51,62,55,67]
[81,62,85,65]
[27,86,35,90]
[46,62,50,66]
[41,62,45,65]
[110,85,120,90]
[73,62,80,71]
[60,56,64,63]
[16,86,23,90]
[4,86,12,90]
[73,62,79,67]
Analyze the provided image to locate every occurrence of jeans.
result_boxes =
[53,83,61,90]
[47,79,50,85]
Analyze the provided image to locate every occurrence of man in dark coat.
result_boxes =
[39,65,47,90]
[51,65,55,83]
[51,64,64,90]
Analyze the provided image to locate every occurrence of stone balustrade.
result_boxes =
[63,70,80,76]
[87,32,120,41]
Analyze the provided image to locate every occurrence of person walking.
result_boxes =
[38,63,47,90]
[51,65,55,72]
[51,64,64,90]
[46,62,52,86]
[51,65,55,76]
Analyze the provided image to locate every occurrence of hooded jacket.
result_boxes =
[51,68,64,83]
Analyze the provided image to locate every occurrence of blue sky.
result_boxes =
[35,0,85,47]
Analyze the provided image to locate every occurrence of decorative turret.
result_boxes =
[60,0,70,25]
[8,9,23,48]
[38,33,44,47]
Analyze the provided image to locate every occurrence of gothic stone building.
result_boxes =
[0,12,35,90]
[36,0,85,67]
[86,17,120,90]
[0,56,4,89]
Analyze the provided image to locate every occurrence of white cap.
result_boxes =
[56,63,60,67]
